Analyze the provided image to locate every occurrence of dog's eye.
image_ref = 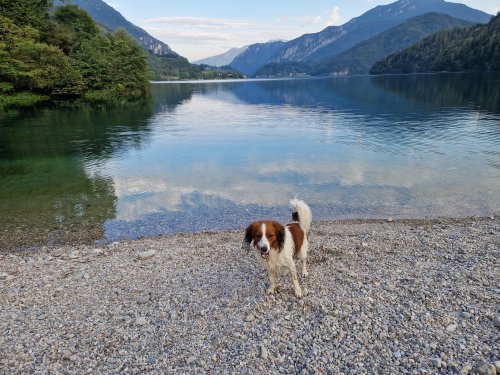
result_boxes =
[268,234,274,238]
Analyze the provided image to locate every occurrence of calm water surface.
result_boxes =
[1,72,499,249]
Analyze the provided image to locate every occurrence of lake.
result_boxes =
[1,72,499,250]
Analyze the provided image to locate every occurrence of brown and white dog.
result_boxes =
[243,198,312,298]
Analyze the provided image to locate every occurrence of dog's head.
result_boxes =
[243,221,286,259]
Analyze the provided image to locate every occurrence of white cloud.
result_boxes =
[298,15,323,27]
[144,16,255,29]
[325,6,342,26]
[145,28,233,43]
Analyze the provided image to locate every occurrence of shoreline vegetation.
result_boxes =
[0,216,498,373]
[0,1,150,109]
[0,1,151,109]
[0,1,242,110]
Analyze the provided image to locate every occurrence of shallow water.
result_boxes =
[1,72,499,249]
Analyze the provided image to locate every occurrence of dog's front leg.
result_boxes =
[266,266,277,294]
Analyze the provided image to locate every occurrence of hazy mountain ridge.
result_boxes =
[194,46,249,66]
[228,0,492,76]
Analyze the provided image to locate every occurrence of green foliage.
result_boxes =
[0,0,52,28]
[0,3,150,109]
[371,14,500,74]
[45,4,99,54]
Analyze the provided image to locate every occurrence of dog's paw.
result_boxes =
[302,270,309,278]
[294,287,303,299]
[266,287,275,295]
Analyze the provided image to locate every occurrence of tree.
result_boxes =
[0,0,52,29]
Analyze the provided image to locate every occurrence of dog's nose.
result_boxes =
[260,245,268,252]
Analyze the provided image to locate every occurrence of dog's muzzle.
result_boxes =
[259,245,270,260]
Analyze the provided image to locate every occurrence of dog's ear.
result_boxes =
[242,224,254,250]
[276,223,286,252]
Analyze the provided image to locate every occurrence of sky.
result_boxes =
[103,0,499,62]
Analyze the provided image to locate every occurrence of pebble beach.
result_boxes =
[0,217,499,374]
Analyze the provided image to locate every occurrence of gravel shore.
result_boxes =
[1,217,499,374]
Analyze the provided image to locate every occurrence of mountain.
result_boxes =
[231,0,492,76]
[310,12,475,76]
[370,13,500,74]
[194,46,248,67]
[58,0,178,57]
[229,41,287,75]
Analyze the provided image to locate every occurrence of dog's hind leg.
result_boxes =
[301,259,308,278]
[287,263,303,298]
[300,240,309,278]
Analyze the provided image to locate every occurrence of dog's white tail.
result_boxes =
[290,198,312,233]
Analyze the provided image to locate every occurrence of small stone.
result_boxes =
[431,358,442,368]
[136,292,151,304]
[62,350,72,360]
[383,284,394,292]
[135,317,148,325]
[461,364,473,374]
[245,314,255,322]
[92,249,104,256]
[0,272,8,279]
[51,249,65,257]
[186,356,197,365]
[137,250,156,261]
[446,324,457,332]
[387,217,394,222]
[259,345,268,359]
[393,351,401,359]
[459,312,471,319]
[494,315,500,328]
[69,355,78,362]
[68,251,80,259]
[361,242,368,247]
[477,363,496,375]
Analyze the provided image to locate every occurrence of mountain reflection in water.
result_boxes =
[1,72,499,250]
